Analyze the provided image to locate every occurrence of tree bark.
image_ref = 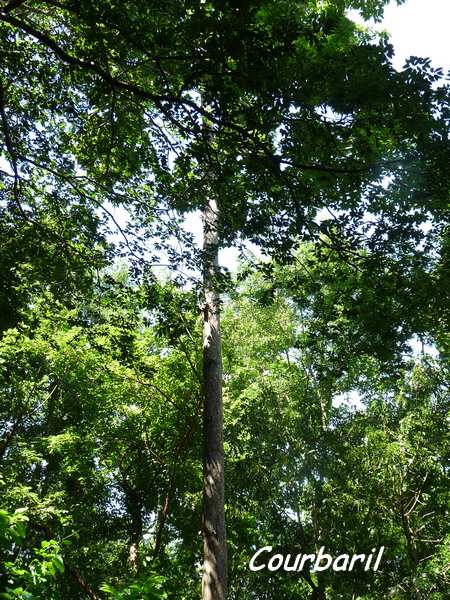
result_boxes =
[202,194,227,600]
[120,472,143,573]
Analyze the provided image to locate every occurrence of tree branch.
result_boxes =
[0,12,206,126]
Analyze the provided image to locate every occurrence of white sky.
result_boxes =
[351,0,450,72]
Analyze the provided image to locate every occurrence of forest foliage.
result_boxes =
[0,0,449,599]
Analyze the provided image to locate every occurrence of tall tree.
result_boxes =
[1,1,449,596]
[202,192,227,598]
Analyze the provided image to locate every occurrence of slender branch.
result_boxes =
[0,79,24,213]
[65,565,102,600]
[153,391,202,558]
[0,378,54,460]
[33,522,101,600]
[0,12,205,130]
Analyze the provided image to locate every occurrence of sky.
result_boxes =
[363,0,450,72]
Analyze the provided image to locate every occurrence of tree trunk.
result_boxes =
[120,475,143,573]
[202,194,227,600]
